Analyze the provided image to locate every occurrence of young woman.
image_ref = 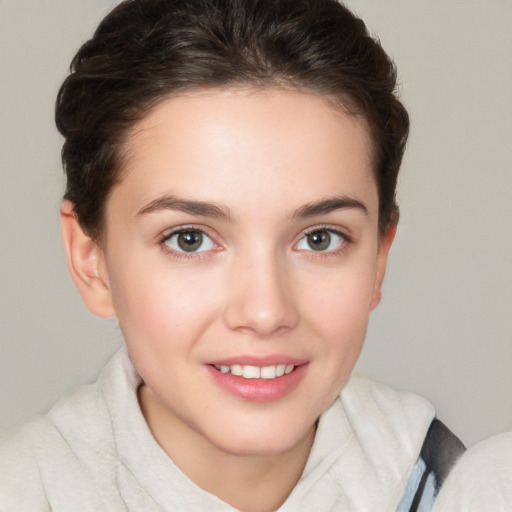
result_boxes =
[0,1,474,510]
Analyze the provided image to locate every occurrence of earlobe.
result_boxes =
[60,200,115,319]
[370,223,397,310]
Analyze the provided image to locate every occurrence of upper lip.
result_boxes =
[206,355,308,367]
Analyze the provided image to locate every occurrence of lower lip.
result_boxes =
[206,364,308,402]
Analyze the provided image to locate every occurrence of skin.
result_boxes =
[61,89,395,511]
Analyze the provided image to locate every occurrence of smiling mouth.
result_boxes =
[211,364,296,380]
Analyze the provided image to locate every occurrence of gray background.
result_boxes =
[1,0,511,447]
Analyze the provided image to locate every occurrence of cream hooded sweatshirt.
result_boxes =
[1,348,438,511]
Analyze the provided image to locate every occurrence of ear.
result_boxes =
[370,223,397,310]
[60,200,115,318]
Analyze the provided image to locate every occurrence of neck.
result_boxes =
[138,384,316,512]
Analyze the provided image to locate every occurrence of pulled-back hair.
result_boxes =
[56,0,409,238]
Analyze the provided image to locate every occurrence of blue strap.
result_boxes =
[397,419,465,512]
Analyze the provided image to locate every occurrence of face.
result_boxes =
[88,89,393,457]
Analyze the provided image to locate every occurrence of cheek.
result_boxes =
[300,258,377,395]
[108,261,222,349]
[302,259,378,334]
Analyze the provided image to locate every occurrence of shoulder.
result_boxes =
[340,373,436,459]
[291,374,437,511]
[397,419,465,512]
[0,364,116,460]
[342,373,435,418]
[0,415,54,511]
[432,432,512,512]
[0,349,130,510]
[0,385,112,510]
[339,374,465,511]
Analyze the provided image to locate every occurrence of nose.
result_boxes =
[223,250,299,337]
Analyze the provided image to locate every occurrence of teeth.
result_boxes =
[260,366,276,379]
[230,364,243,376]
[243,366,260,379]
[214,363,297,379]
[276,364,286,377]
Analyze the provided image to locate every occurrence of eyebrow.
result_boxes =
[138,195,231,220]
[292,196,368,219]
[137,194,367,221]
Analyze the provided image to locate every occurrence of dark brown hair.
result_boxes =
[56,0,409,238]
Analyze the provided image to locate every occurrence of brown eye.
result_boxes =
[307,230,331,251]
[177,231,203,252]
[164,229,215,253]
[296,228,345,252]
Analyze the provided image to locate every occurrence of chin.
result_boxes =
[205,418,317,458]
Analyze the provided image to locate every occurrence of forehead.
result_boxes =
[113,88,378,219]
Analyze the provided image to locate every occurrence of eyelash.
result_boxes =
[295,226,352,258]
[157,225,352,260]
[158,226,219,260]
